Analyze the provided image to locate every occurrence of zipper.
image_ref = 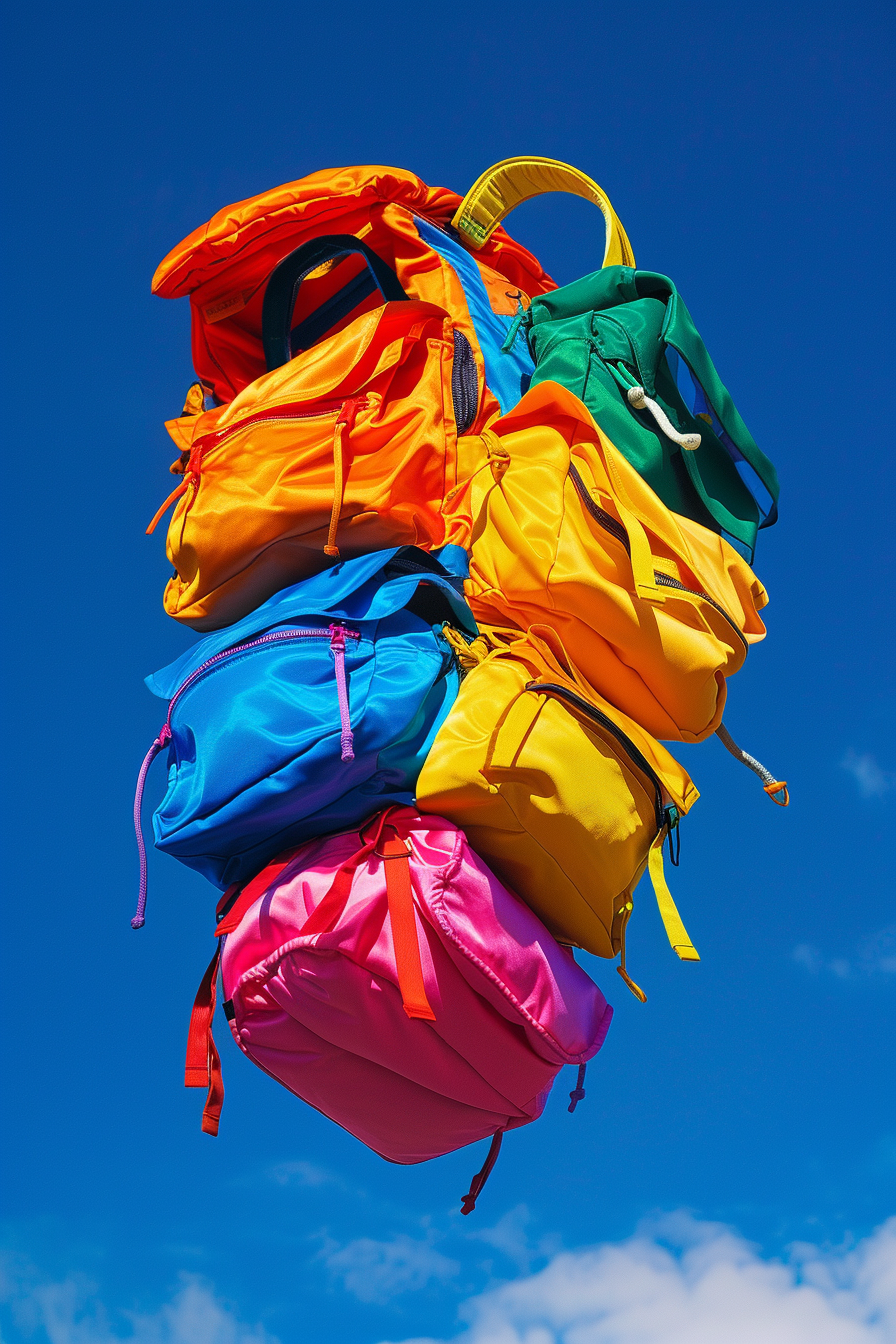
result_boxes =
[451,329,478,434]
[525,680,673,834]
[567,464,746,649]
[131,623,361,930]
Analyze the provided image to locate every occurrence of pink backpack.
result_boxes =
[187,807,612,1212]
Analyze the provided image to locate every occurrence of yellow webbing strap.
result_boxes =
[452,156,636,267]
[648,832,699,961]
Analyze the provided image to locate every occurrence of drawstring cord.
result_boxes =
[608,363,701,451]
[716,723,789,805]
[325,399,362,558]
[626,384,702,450]
[131,725,172,929]
[568,1063,587,1112]
[461,1131,504,1215]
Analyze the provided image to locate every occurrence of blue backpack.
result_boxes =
[132,547,476,923]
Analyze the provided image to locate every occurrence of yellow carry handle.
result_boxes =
[452,156,635,267]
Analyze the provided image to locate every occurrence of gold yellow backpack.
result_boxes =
[446,381,769,744]
[416,627,700,999]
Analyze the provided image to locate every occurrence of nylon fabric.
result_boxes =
[449,382,769,742]
[416,628,698,966]
[213,808,613,1161]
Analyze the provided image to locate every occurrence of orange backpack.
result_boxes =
[448,382,769,743]
[151,159,633,412]
[150,256,487,629]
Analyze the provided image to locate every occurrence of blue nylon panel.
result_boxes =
[414,218,534,415]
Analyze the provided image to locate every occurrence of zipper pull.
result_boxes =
[328,625,355,762]
[500,296,530,353]
[337,397,362,431]
[665,805,681,866]
[131,723,172,928]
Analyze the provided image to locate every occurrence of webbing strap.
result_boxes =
[185,852,300,1136]
[452,156,635,267]
[381,836,436,1021]
[647,833,700,962]
[184,947,224,1136]
[186,813,435,1137]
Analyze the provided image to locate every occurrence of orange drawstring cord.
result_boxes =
[146,479,190,535]
[325,399,361,558]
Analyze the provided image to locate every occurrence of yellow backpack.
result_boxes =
[447,381,769,743]
[416,627,700,1000]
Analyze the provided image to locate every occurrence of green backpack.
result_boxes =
[512,266,779,558]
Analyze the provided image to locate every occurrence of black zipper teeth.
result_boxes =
[451,329,478,434]
[568,462,628,545]
[526,681,665,831]
[653,573,747,648]
[567,464,746,648]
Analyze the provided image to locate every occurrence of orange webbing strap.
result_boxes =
[185,853,299,1136]
[380,835,436,1021]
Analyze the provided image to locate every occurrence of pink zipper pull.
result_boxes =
[329,624,355,762]
[131,723,172,928]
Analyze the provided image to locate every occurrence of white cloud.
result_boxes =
[323,1234,460,1305]
[0,1267,276,1344]
[793,926,896,981]
[466,1205,561,1275]
[268,1160,335,1189]
[379,1212,896,1344]
[842,751,894,799]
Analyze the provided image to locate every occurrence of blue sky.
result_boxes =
[1,1,894,1341]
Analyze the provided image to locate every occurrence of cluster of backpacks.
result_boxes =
[135,157,787,1213]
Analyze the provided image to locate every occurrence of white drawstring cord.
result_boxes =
[626,384,701,450]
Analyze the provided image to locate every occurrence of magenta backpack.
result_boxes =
[187,807,613,1212]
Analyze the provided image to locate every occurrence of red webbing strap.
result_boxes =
[185,946,224,1135]
[185,852,299,1137]
[381,836,436,1021]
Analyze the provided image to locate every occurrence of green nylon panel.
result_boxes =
[526,266,780,557]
